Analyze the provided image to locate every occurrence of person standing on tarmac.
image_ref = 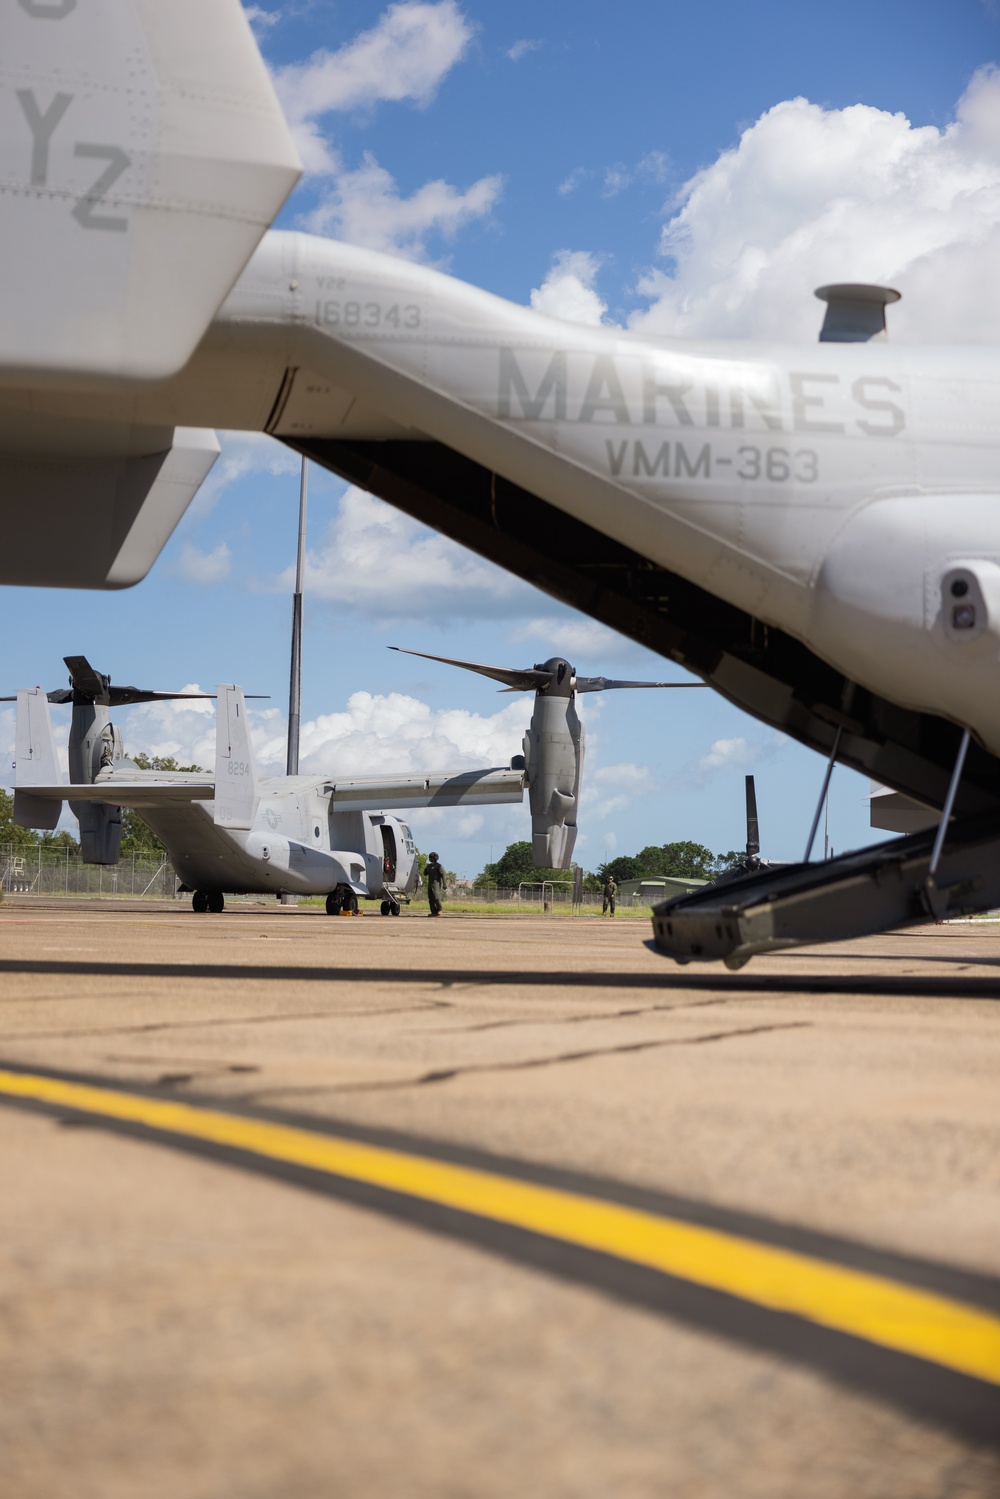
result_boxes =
[602,875,617,916]
[426,852,446,917]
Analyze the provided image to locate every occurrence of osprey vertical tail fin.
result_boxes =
[214,685,259,831]
[14,688,61,831]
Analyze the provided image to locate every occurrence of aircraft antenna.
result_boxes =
[286,457,308,776]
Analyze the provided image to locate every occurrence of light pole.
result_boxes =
[280,458,308,908]
[286,457,308,777]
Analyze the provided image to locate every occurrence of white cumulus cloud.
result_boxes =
[273,487,535,619]
[602,151,668,198]
[276,0,473,116]
[183,431,299,526]
[508,616,625,660]
[692,734,787,787]
[176,543,232,585]
[506,38,542,62]
[301,153,502,259]
[699,737,754,775]
[271,2,499,262]
[292,691,527,777]
[243,5,281,33]
[274,0,475,172]
[583,761,656,819]
[103,692,218,771]
[530,250,608,325]
[558,167,587,197]
[630,66,1000,343]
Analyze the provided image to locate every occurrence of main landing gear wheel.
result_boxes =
[326,888,359,916]
[207,891,225,914]
[192,890,209,913]
[380,900,391,916]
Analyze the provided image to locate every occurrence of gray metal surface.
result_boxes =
[650,813,1000,967]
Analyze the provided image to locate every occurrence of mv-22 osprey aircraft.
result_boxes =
[6,1,1000,961]
[11,653,687,912]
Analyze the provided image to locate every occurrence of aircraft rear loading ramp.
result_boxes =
[649,813,1000,968]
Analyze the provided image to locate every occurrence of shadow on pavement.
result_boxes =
[0,957,999,998]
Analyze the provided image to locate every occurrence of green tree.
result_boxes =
[651,841,717,878]
[39,829,79,857]
[712,849,745,872]
[119,810,165,858]
[475,840,572,889]
[597,854,643,886]
[598,841,718,883]
[132,753,204,773]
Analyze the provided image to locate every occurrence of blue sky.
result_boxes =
[4,1,1000,877]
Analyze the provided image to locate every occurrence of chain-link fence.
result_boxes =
[0,844,176,899]
[453,883,650,912]
[0,847,656,910]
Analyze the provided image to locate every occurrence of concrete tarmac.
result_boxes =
[1,898,998,1497]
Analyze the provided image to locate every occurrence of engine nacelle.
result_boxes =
[810,494,1000,755]
[68,700,126,864]
[522,663,584,868]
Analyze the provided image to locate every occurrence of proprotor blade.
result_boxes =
[106,687,217,707]
[64,655,108,701]
[574,677,709,693]
[389,646,551,693]
[745,774,761,859]
[0,689,73,704]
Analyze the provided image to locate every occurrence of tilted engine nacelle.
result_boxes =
[8,655,217,865]
[522,657,583,869]
[68,700,125,865]
[388,646,688,871]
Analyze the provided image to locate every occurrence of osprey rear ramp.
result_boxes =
[649,814,1000,969]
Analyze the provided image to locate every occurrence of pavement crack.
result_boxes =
[438,996,737,1035]
[4,1000,454,1043]
[245,1022,811,1102]
[408,1022,812,1087]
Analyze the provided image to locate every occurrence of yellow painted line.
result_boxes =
[2,1066,999,1387]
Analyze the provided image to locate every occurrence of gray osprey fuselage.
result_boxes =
[8,228,1000,823]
